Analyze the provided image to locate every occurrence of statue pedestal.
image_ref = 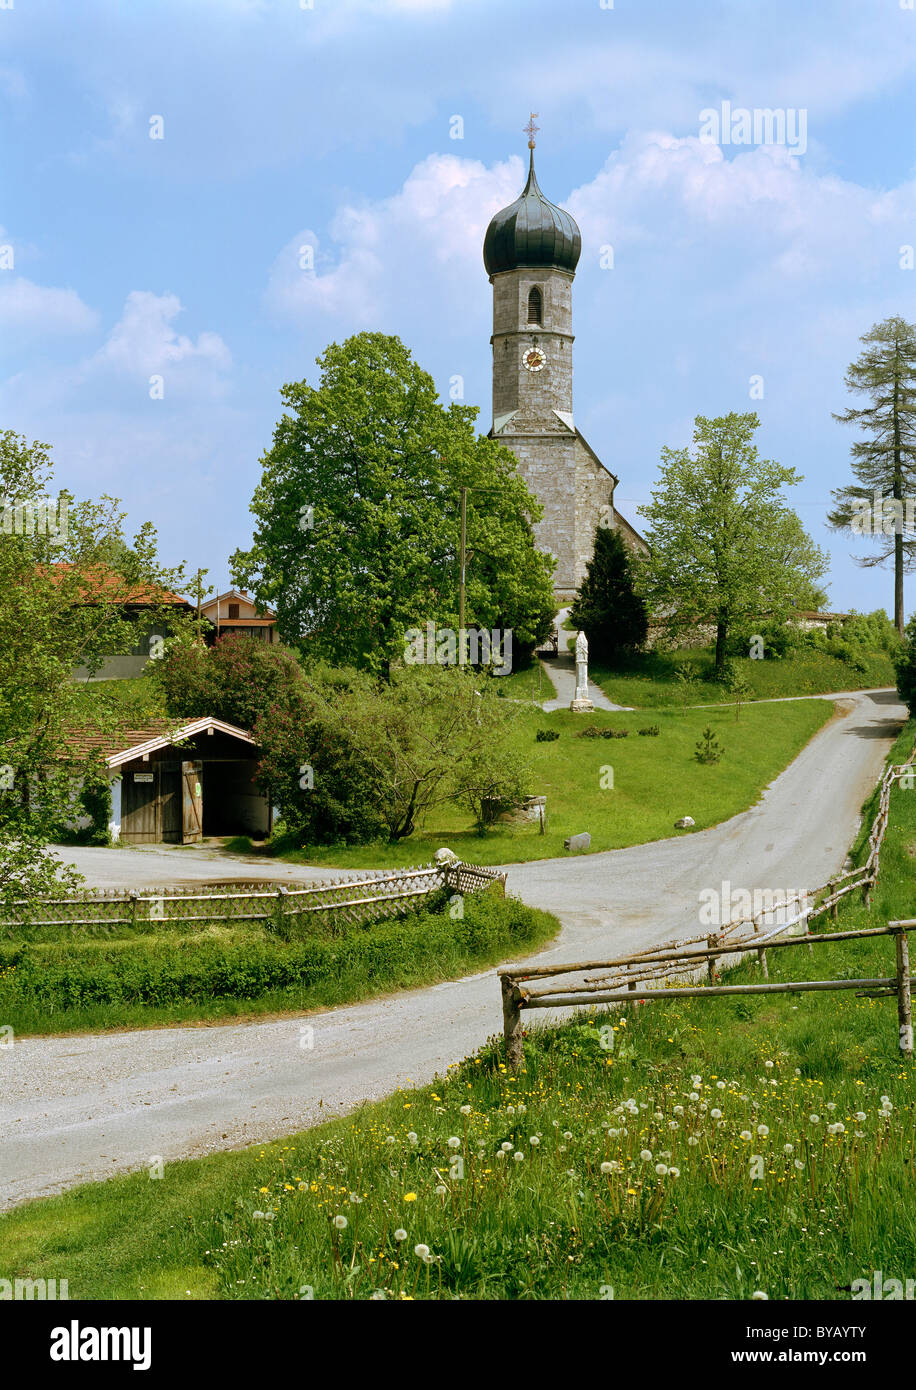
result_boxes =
[569,697,594,713]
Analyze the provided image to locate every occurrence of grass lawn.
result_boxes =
[3,723,913,1300]
[0,890,558,1038]
[251,698,833,868]
[590,646,896,710]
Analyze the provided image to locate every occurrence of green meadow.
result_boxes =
[2,725,913,1300]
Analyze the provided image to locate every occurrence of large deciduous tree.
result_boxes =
[232,333,556,675]
[827,316,916,636]
[0,430,189,907]
[637,413,828,679]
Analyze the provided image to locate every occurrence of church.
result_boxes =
[483,120,646,608]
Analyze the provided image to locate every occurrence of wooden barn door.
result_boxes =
[181,760,203,843]
[122,766,159,843]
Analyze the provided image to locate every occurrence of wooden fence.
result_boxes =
[1,859,506,935]
[499,750,915,1067]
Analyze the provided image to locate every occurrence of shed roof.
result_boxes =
[70,716,259,769]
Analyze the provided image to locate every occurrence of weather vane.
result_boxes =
[524,112,540,149]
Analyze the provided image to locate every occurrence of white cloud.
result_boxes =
[265,152,521,326]
[0,277,98,335]
[91,290,231,381]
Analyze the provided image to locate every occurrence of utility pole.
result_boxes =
[459,485,467,664]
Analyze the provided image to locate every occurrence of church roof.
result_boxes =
[483,148,581,277]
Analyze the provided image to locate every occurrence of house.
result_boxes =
[51,564,194,681]
[200,589,278,645]
[70,716,272,843]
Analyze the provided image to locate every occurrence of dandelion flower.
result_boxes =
[403,1192,418,1203]
[740,1131,752,1141]
[513,1151,525,1162]
[447,1136,461,1150]
[640,1150,653,1162]
[688,1136,699,1147]
[752,1291,768,1300]
[414,1244,430,1259]
[655,1163,668,1177]
[669,1166,680,1179]
[809,1114,820,1125]
[333,1215,348,1230]
[407,1132,418,1145]
[529,1136,540,1147]
[460,1105,471,1115]
[710,1108,722,1120]
[500,1141,513,1152]
[600,1161,614,1174]
[394,1229,407,1242]
[434,1185,447,1196]
[783,1143,794,1154]
[757,1125,769,1137]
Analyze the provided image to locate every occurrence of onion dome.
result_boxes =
[483,147,581,277]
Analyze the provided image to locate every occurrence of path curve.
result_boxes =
[0,688,905,1210]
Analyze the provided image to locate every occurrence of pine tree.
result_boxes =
[568,524,648,663]
[828,316,916,636]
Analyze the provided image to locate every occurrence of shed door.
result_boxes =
[122,766,159,843]
[182,760,203,843]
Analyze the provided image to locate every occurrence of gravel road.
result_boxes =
[0,688,905,1210]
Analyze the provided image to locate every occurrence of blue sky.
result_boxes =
[2,0,916,615]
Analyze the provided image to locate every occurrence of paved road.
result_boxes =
[0,688,905,1210]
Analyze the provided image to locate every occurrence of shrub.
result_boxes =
[638,725,660,736]
[694,726,723,764]
[535,728,559,742]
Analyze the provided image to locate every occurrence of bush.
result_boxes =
[0,893,553,1014]
[638,725,660,736]
[535,728,559,742]
[895,616,916,717]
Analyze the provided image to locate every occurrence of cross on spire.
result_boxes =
[524,112,540,149]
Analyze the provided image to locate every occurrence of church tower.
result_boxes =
[483,118,645,606]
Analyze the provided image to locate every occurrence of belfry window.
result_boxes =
[527,287,543,326]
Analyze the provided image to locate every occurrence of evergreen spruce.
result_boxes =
[568,524,648,663]
[828,316,916,635]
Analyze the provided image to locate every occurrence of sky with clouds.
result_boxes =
[2,0,916,614]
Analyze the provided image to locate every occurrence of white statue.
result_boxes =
[570,630,594,712]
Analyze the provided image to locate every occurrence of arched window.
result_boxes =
[527,286,543,326]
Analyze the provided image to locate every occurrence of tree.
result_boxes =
[827,317,916,636]
[255,664,530,846]
[152,632,306,729]
[895,614,916,717]
[637,413,828,679]
[568,524,647,663]
[232,333,555,676]
[0,430,190,906]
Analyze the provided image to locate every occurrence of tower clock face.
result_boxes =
[522,346,547,372]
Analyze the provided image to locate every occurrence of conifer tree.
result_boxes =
[568,524,647,662]
[828,316,916,635]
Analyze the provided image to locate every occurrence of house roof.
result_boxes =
[201,588,277,620]
[47,563,191,608]
[70,716,259,768]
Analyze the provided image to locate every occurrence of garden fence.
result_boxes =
[2,859,506,934]
[499,747,916,1066]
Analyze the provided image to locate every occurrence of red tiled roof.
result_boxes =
[44,563,191,607]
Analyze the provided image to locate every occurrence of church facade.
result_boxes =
[483,133,646,606]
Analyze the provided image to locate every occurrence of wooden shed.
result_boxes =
[74,716,272,844]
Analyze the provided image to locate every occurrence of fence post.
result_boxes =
[752,920,769,979]
[894,927,913,1061]
[501,975,524,1070]
[706,934,720,984]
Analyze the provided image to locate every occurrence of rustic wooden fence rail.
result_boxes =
[1,859,506,934]
[499,750,915,1067]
